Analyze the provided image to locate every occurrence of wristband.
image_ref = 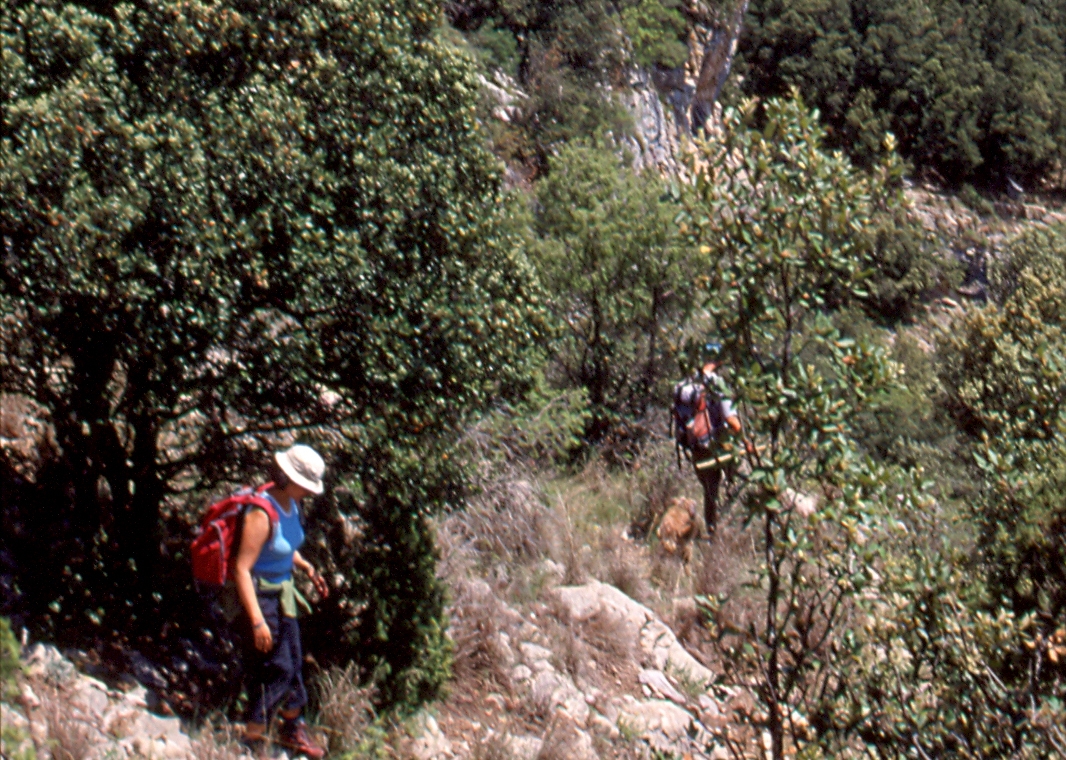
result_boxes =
[253,620,267,630]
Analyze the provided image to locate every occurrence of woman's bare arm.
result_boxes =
[235,508,272,651]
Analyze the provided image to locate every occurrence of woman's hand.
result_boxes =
[252,619,273,652]
[307,566,330,599]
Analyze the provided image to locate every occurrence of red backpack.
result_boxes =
[191,484,279,587]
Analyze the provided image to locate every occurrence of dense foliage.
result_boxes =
[0,0,545,711]
[686,94,903,758]
[734,0,1066,189]
[531,141,698,446]
[685,94,1066,757]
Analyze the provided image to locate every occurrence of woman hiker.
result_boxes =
[235,444,330,758]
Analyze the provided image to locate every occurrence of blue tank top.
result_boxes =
[251,494,304,583]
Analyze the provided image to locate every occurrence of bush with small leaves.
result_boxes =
[0,0,545,713]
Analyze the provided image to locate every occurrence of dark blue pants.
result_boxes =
[696,463,723,534]
[243,593,308,725]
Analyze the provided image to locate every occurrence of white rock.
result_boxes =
[506,734,543,760]
[554,580,714,686]
[617,699,693,741]
[639,669,688,705]
[23,643,75,682]
[121,684,149,709]
[19,682,40,709]
[588,713,620,740]
[408,712,453,760]
[539,559,566,587]
[540,715,598,760]
[518,642,553,666]
[698,693,721,716]
[531,671,589,726]
[69,676,113,720]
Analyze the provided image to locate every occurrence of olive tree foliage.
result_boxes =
[735,0,1066,188]
[531,141,698,446]
[0,0,545,710]
[827,473,1066,758]
[686,95,903,759]
[940,226,1066,442]
[797,227,1066,756]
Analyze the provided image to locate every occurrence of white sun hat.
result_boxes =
[275,444,326,494]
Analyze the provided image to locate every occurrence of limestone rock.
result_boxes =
[617,699,693,742]
[505,733,543,760]
[531,670,590,726]
[519,641,553,667]
[409,713,454,760]
[554,580,714,686]
[638,669,687,705]
[539,714,598,760]
[23,643,75,683]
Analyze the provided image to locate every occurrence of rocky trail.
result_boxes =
[3,576,767,759]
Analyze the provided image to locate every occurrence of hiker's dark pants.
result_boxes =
[243,593,308,725]
[696,463,723,536]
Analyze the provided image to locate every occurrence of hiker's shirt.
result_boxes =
[251,495,309,617]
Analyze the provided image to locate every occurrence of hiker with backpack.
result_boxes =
[225,444,329,758]
[672,345,755,538]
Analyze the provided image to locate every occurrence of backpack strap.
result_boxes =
[229,484,280,560]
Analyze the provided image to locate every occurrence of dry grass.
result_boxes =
[470,731,517,760]
[593,531,652,604]
[313,661,378,756]
[37,683,95,760]
[188,720,248,760]
[533,716,578,760]
[694,519,757,601]
[449,579,516,690]
[438,475,556,592]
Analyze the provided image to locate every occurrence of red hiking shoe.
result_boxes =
[276,720,325,760]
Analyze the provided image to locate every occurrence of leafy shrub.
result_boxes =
[685,92,906,759]
[0,0,544,714]
[1,618,18,700]
[939,225,1066,440]
[532,141,699,446]
[621,0,690,70]
[736,0,1066,188]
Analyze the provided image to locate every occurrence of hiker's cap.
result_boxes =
[275,444,326,494]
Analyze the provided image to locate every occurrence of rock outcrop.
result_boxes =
[408,578,757,760]
[3,644,205,760]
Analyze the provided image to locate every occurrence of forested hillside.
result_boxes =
[3,1,1066,758]
[733,0,1066,189]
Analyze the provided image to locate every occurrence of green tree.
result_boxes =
[0,0,545,711]
[820,227,1066,755]
[937,226,1066,726]
[686,94,902,759]
[450,0,655,173]
[735,0,1066,187]
[621,0,689,70]
[939,226,1066,441]
[532,141,696,446]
